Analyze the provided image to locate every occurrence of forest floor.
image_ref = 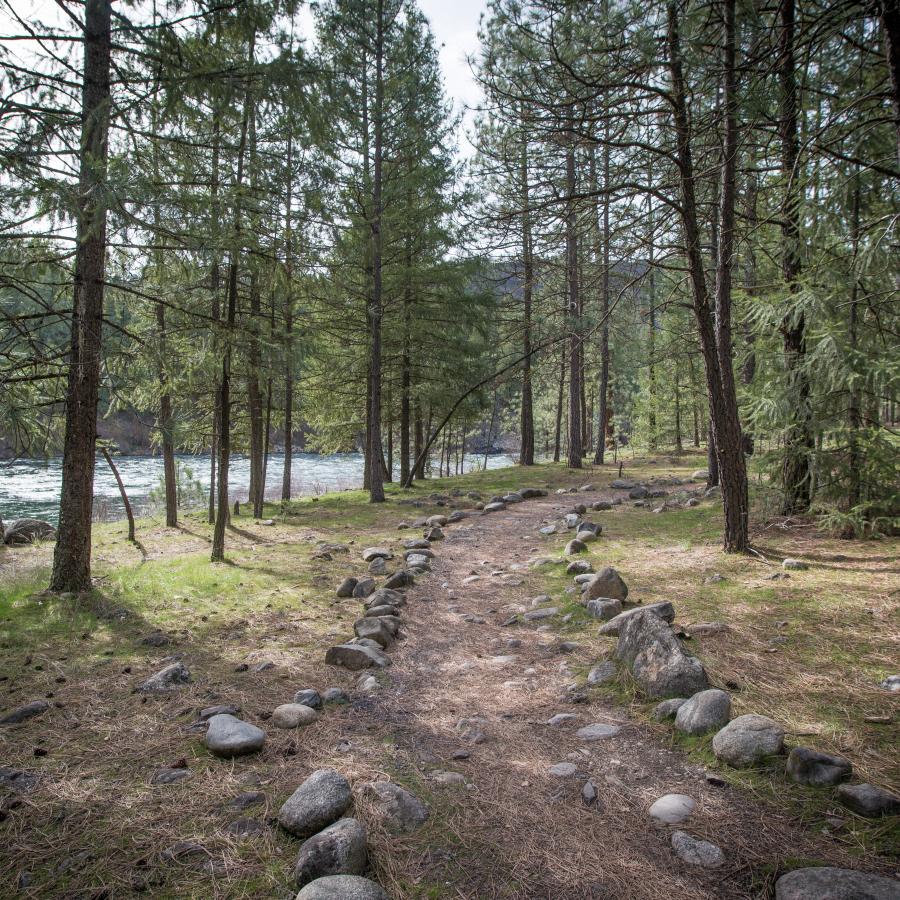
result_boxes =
[0,452,898,898]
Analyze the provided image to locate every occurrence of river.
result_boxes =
[0,451,517,525]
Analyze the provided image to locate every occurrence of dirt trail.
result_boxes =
[350,491,859,900]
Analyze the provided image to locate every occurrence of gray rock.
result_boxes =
[582,780,598,805]
[362,781,429,832]
[564,539,587,555]
[336,577,358,598]
[547,713,578,726]
[456,717,488,744]
[426,514,448,526]
[775,867,900,900]
[225,817,266,838]
[586,598,622,621]
[674,689,732,735]
[361,547,392,562]
[523,606,558,621]
[836,782,900,817]
[425,526,444,541]
[576,723,621,741]
[782,558,808,570]
[364,588,404,609]
[205,714,266,757]
[564,513,581,529]
[539,525,557,536]
[577,522,601,535]
[405,553,431,570]
[367,557,387,575]
[294,689,323,710]
[649,793,695,824]
[652,698,687,721]
[712,714,784,768]
[364,604,399,618]
[273,704,319,729]
[383,570,413,590]
[352,578,376,599]
[592,500,613,511]
[140,630,171,647]
[567,560,593,575]
[691,469,708,480]
[786,747,852,787]
[587,661,617,685]
[0,766,41,792]
[402,538,430,550]
[549,762,578,777]
[3,518,55,545]
[879,675,900,692]
[575,529,598,544]
[294,817,367,887]
[138,661,192,693]
[582,567,629,602]
[295,875,388,900]
[629,486,649,499]
[484,502,506,513]
[610,479,635,489]
[325,643,391,671]
[671,831,724,868]
[519,487,546,499]
[353,618,394,649]
[151,767,193,785]
[279,769,353,838]
[322,688,350,705]
[597,601,676,636]
[0,699,50,726]
[225,791,266,811]
[616,609,709,699]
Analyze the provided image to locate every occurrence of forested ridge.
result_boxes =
[1,0,897,590]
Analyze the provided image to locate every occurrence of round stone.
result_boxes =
[204,714,266,757]
[649,793,695,824]
[674,689,731,735]
[576,723,621,741]
[775,867,900,900]
[278,769,352,838]
[712,714,784,768]
[295,875,388,900]
[273,704,319,729]
[671,830,724,868]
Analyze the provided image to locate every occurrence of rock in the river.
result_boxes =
[775,867,900,900]
[836,782,900,817]
[273,704,319,729]
[597,600,676,636]
[362,547,392,562]
[353,617,394,649]
[3,518,55,545]
[0,700,49,726]
[325,643,391,671]
[649,793,695,825]
[582,567,629,602]
[782,558,808,570]
[293,689,323,710]
[616,609,709,699]
[586,598,622,621]
[138,661,192,693]
[786,747,852,787]
[205,714,266,757]
[279,769,353,838]
[674,689,732,735]
[362,781,429,833]
[671,831,724,868]
[576,723,621,741]
[296,875,388,900]
[336,577,358,598]
[652,698,687,721]
[294,817,367,887]
[564,539,587,555]
[712,714,784,768]
[352,578,376,599]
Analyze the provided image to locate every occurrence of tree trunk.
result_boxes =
[553,345,565,463]
[566,141,582,469]
[847,167,862,510]
[414,402,425,479]
[592,135,611,464]
[519,108,535,466]
[101,447,135,542]
[50,0,112,593]
[156,302,177,527]
[881,0,900,165]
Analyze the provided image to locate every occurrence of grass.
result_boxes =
[0,450,897,896]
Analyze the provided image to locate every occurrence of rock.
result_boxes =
[549,762,578,777]
[775,867,900,900]
[592,500,613,511]
[353,618,394,649]
[610,479,635,489]
[352,578,376,599]
[357,675,379,692]
[295,875,388,900]
[0,700,50,726]
[205,714,266,757]
[405,553,431,570]
[151,767,193,785]
[364,604,399,619]
[362,781,429,832]
[322,688,350,705]
[564,513,581,529]
[575,529,598,544]
[364,588,404,609]
[597,601,676,636]
[786,747,852,787]
[582,780,598,805]
[225,817,266,838]
[587,661,617,685]
[523,607,558,621]
[836,782,900,817]
[225,791,266,811]
[691,469,708,480]
[294,689,323,710]
[616,609,709,699]
[782,558,808,570]
[686,621,729,636]
[199,703,239,720]
[402,538,430,550]
[426,514,448,526]
[278,769,353,838]
[674,689,732,735]
[273,704,320,729]
[712,714,784,768]
[548,713,578,726]
[294,817,367,887]
[138,661,191,693]
[484,502,506,513]
[567,560,593,575]
[367,557,387,576]
[586,598,622,621]
[0,766,41,792]
[336,577,358,598]
[649,793,695,825]
[253,661,275,672]
[564,539,587,555]
[880,675,900,692]
[582,567,629,602]
[652,698,687,721]
[3,518,55,545]
[520,487,546,499]
[629,486,649,500]
[140,630,171,647]
[160,840,209,866]
[576,723,621,741]
[325,643,390,671]
[361,547,392,562]
[383,570,413,590]
[456,718,488,744]
[425,526,444,541]
[671,831,724,868]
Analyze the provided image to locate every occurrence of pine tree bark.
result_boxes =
[50,0,112,593]
[881,0,900,165]
[281,134,295,501]
[519,110,535,465]
[565,140,582,469]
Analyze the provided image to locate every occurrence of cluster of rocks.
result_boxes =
[1,517,56,545]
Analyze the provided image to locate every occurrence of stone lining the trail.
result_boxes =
[836,782,900,817]
[294,689,323,709]
[325,643,391,671]
[775,867,900,899]
[138,661,192,693]
[649,793,695,824]
[786,747,852,787]
[272,704,319,729]
[294,817,368,886]
[582,566,629,602]
[204,714,266,757]
[711,714,784,768]
[597,601,675,636]
[362,781,429,833]
[670,831,724,868]
[296,874,388,899]
[278,769,353,839]
[674,689,732,735]
[0,699,49,726]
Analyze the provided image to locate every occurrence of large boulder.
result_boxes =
[336,578,357,598]
[3,518,55,545]
[205,714,266,757]
[352,578,376,599]
[616,609,708,699]
[325,643,391,671]
[712,714,784,768]
[296,875,388,900]
[786,747,852,787]
[294,817,367,887]
[279,770,353,838]
[598,601,675,636]
[352,618,394,649]
[582,567,629,602]
[362,781,429,833]
[674,689,731,735]
[775,867,900,900]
